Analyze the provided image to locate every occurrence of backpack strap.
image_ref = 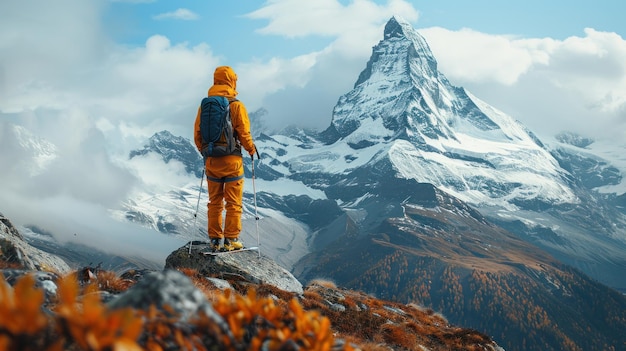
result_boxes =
[226,98,239,139]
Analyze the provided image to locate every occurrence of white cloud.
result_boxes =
[419,27,554,85]
[0,1,107,97]
[0,191,183,262]
[237,53,319,107]
[98,35,217,119]
[419,26,626,141]
[0,0,211,258]
[2,31,219,134]
[246,0,417,38]
[153,8,199,21]
[550,29,626,112]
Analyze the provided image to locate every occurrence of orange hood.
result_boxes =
[208,66,238,98]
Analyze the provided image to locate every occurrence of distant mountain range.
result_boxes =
[5,16,626,351]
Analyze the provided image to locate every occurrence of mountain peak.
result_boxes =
[352,17,436,90]
[129,130,203,177]
[322,17,579,212]
[6,123,58,176]
[333,16,484,143]
[383,16,411,39]
[555,131,594,148]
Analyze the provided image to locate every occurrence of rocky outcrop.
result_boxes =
[164,241,303,294]
[0,269,61,304]
[0,212,70,273]
[106,269,235,348]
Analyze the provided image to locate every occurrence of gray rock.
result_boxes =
[106,269,236,344]
[0,213,70,274]
[329,303,346,312]
[164,242,303,295]
[206,277,232,290]
[108,269,209,318]
[0,269,60,305]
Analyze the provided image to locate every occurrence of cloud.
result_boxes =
[246,0,417,38]
[239,48,366,131]
[0,1,107,99]
[0,0,206,260]
[2,32,219,140]
[419,26,626,141]
[0,115,191,262]
[1,116,137,207]
[549,29,626,112]
[153,8,199,21]
[0,190,183,263]
[418,27,553,85]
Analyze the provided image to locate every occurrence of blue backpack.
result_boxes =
[199,96,241,157]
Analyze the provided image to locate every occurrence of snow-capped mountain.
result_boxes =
[5,16,626,351]
[116,17,626,294]
[328,18,577,209]
[250,17,626,290]
[129,130,204,178]
[1,123,57,177]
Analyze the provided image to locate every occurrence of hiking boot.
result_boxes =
[210,238,221,252]
[222,237,244,251]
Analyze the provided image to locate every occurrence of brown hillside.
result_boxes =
[298,201,626,351]
[0,262,504,351]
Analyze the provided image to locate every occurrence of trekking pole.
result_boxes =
[189,168,205,255]
[251,155,261,258]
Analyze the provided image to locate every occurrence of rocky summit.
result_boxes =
[165,241,304,294]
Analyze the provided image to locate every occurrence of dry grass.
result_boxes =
[302,280,496,351]
[0,265,350,350]
[0,259,499,351]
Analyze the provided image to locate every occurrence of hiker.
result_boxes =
[194,66,257,252]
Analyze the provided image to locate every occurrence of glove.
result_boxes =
[199,148,208,164]
[250,144,260,160]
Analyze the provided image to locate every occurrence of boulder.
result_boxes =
[106,269,235,344]
[108,269,221,320]
[0,269,61,305]
[164,241,303,295]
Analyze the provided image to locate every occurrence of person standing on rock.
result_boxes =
[194,66,257,252]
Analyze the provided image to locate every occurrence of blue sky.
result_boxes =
[1,0,626,252]
[105,1,625,62]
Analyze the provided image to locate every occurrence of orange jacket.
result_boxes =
[194,66,256,159]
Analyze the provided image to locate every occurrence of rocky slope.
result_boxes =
[0,210,504,351]
[1,212,70,274]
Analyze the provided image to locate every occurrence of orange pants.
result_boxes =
[205,156,244,239]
